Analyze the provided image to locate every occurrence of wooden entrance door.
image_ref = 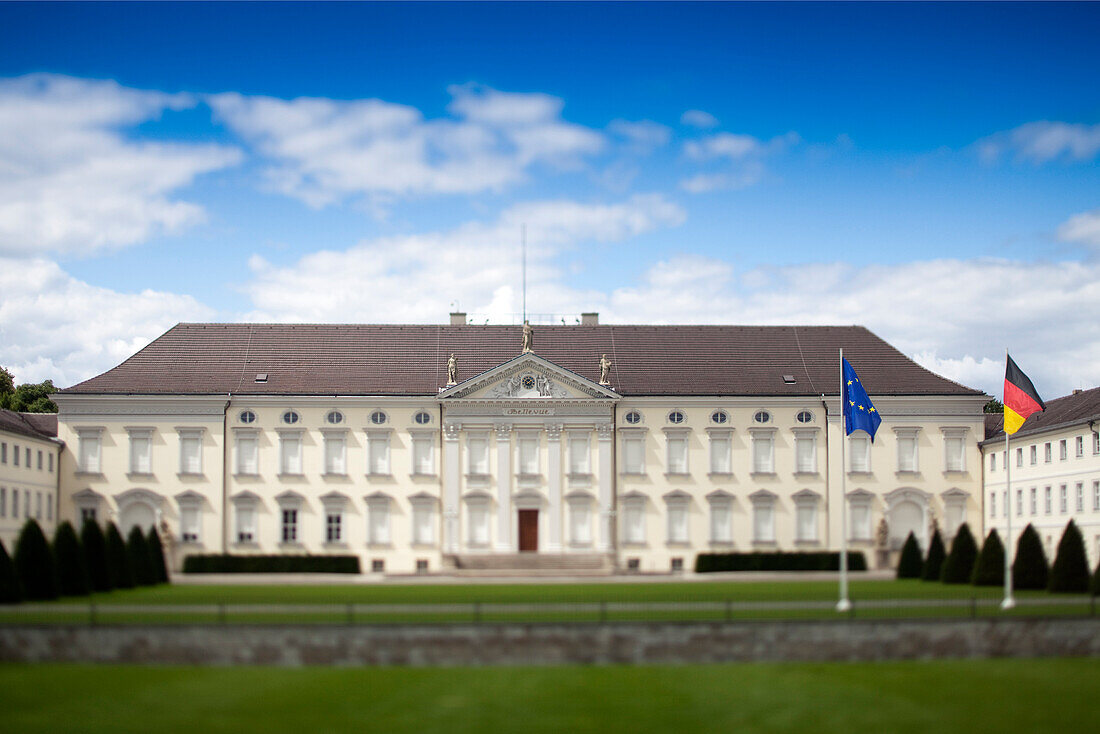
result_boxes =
[518,509,539,552]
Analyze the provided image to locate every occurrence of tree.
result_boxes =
[1012,524,1049,590]
[13,519,58,600]
[52,521,90,597]
[146,526,169,584]
[921,529,946,581]
[896,532,923,579]
[81,519,113,592]
[0,366,14,397]
[105,523,133,590]
[971,529,1005,586]
[5,379,58,413]
[127,526,154,586]
[984,398,1004,414]
[1091,557,1100,597]
[940,522,978,584]
[0,539,21,604]
[1049,519,1090,593]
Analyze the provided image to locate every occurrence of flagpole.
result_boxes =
[837,347,851,612]
[1002,348,1015,610]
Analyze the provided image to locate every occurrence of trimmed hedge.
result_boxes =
[52,521,90,597]
[127,526,154,586]
[971,529,1005,586]
[183,555,361,574]
[147,526,169,584]
[81,519,113,592]
[13,519,57,601]
[694,551,867,573]
[921,529,946,582]
[0,539,21,604]
[941,522,978,584]
[1049,519,1090,593]
[1012,523,1049,590]
[105,523,133,589]
[1091,558,1100,596]
[896,532,923,579]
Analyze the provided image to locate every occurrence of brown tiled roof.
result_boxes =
[63,323,984,398]
[982,386,1100,445]
[0,409,58,440]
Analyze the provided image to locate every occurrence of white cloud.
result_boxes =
[608,119,671,154]
[0,74,242,257]
[679,164,765,193]
[680,131,799,193]
[976,121,1100,164]
[680,110,718,128]
[209,84,604,209]
[1057,208,1100,248]
[242,195,685,323]
[0,257,215,386]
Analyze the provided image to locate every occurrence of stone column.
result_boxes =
[546,423,564,552]
[443,421,461,554]
[494,423,512,552]
[596,422,614,552]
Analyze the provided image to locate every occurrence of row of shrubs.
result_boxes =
[182,554,360,574]
[896,519,1100,593]
[0,518,169,603]
[695,551,868,573]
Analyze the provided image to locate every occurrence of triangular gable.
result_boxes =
[439,352,620,401]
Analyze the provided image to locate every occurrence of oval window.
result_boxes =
[624,410,642,425]
[414,411,432,425]
[325,410,344,425]
[370,410,387,425]
[239,410,256,424]
[753,410,771,424]
[796,410,814,424]
[282,410,300,425]
[668,410,685,424]
[711,411,728,425]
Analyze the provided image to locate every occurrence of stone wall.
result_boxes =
[2,618,1099,666]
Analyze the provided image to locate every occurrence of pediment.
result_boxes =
[440,353,619,401]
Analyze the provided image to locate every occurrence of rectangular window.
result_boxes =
[944,437,964,472]
[897,436,918,472]
[622,436,644,474]
[36,451,42,470]
[1030,487,1037,515]
[990,491,996,518]
[1016,489,1023,517]
[1003,490,1008,518]
[990,453,996,472]
[1059,439,1067,461]
[568,435,589,475]
[368,502,391,545]
[797,504,817,542]
[367,433,390,475]
[468,436,490,475]
[517,435,539,475]
[81,507,96,525]
[851,502,871,541]
[412,435,434,475]
[13,443,20,466]
[11,489,17,518]
[849,436,870,472]
[753,503,775,543]
[795,435,816,473]
[1044,486,1052,515]
[623,501,645,544]
[709,435,731,474]
[570,502,592,546]
[412,503,435,545]
[280,509,298,543]
[1016,447,1023,467]
[235,507,255,543]
[1044,442,1052,463]
[1076,482,1084,512]
[1077,435,1085,458]
[710,501,732,543]
[467,502,489,547]
[181,506,200,543]
[46,497,52,521]
[667,502,688,544]
[1030,445,1037,465]
[1060,484,1068,514]
[180,433,203,474]
[78,434,100,473]
[130,433,152,474]
[666,436,688,474]
[0,487,5,517]
[24,491,29,519]
[1094,481,1100,512]
[25,448,30,467]
[752,434,774,474]
[0,442,5,463]
[236,435,258,475]
[324,435,346,475]
[48,454,53,472]
[325,512,342,543]
[1094,432,1100,454]
[280,435,302,475]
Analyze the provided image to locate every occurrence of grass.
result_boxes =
[1,579,1093,624]
[1,659,1098,733]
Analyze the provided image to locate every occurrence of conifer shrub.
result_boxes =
[1090,558,1100,596]
[921,529,946,581]
[105,522,133,590]
[127,526,154,586]
[940,522,978,584]
[13,519,58,600]
[1049,519,1090,593]
[1012,523,1049,590]
[971,529,1005,586]
[896,532,923,579]
[81,519,113,592]
[0,539,21,604]
[146,526,169,584]
[52,521,90,597]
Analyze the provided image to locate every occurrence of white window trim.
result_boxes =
[749,427,776,475]
[464,494,492,549]
[663,428,690,476]
[706,427,733,476]
[619,428,647,476]
[176,427,206,476]
[514,429,541,480]
[321,428,348,477]
[176,492,203,545]
[792,427,819,475]
[365,428,392,477]
[567,493,594,548]
[848,433,872,474]
[321,493,348,546]
[566,430,592,481]
[940,427,969,473]
[410,495,438,546]
[707,492,734,545]
[664,492,690,546]
[893,427,921,474]
[126,427,154,475]
[410,429,437,477]
[847,490,873,542]
[233,428,260,476]
[231,494,259,545]
[365,493,393,547]
[276,428,304,477]
[793,490,821,543]
[749,490,777,544]
[466,431,491,479]
[276,492,303,545]
[75,427,104,474]
[620,494,647,546]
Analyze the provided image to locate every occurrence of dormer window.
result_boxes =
[255,373,268,383]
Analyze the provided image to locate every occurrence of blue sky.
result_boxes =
[0,1,1098,398]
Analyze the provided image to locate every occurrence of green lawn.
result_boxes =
[1,659,1097,733]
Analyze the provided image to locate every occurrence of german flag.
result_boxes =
[1004,354,1045,435]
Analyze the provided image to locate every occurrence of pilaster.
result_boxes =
[494,423,512,551]
[546,422,564,552]
[596,422,614,552]
[443,421,461,554]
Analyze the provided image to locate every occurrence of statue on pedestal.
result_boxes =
[599,353,612,385]
[447,353,458,386]
[521,321,533,353]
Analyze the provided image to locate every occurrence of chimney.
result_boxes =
[1073,389,1082,395]
[449,312,467,326]
[581,312,599,326]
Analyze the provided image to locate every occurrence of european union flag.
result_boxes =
[843,358,882,441]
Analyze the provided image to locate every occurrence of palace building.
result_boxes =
[53,315,988,574]
[0,409,62,549]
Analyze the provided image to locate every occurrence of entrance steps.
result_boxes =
[445,553,615,577]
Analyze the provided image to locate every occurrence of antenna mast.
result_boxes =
[521,223,527,323]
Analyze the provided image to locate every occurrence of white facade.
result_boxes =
[0,414,62,549]
[55,351,988,573]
